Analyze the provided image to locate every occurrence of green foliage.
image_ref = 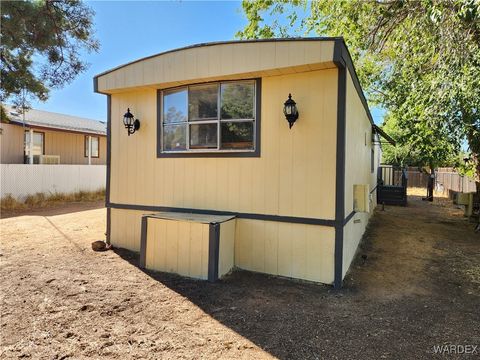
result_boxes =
[220,83,254,120]
[381,115,457,168]
[237,0,480,182]
[0,105,10,122]
[0,0,99,106]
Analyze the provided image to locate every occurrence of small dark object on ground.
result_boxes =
[91,241,112,252]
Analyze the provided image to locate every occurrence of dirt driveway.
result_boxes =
[1,196,479,359]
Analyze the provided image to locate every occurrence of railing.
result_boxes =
[377,165,408,206]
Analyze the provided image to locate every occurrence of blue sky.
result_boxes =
[30,1,385,124]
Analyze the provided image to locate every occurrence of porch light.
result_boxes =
[123,108,140,136]
[283,93,299,129]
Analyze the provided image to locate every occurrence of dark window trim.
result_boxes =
[84,135,100,158]
[157,78,261,158]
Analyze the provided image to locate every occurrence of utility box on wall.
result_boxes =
[353,184,370,213]
[139,212,236,282]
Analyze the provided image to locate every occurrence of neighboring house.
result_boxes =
[94,38,394,288]
[0,106,107,165]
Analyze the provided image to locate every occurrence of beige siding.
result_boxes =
[219,219,236,278]
[342,70,379,277]
[110,208,143,251]
[97,41,335,93]
[109,68,338,284]
[0,123,106,165]
[234,219,335,284]
[0,123,24,164]
[145,217,210,280]
[110,69,338,218]
[44,130,107,165]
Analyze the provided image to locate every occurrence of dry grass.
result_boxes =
[407,186,448,198]
[0,189,105,211]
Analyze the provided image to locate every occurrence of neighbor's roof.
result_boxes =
[3,105,106,136]
[94,37,341,94]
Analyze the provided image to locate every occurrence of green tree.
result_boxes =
[237,0,480,186]
[381,115,457,169]
[1,0,99,109]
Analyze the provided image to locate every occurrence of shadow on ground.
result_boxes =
[113,196,480,359]
[0,200,104,219]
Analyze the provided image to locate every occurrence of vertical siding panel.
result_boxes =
[201,225,209,279]
[158,219,168,270]
[193,159,206,208]
[291,225,307,280]
[177,221,190,276]
[173,159,185,207]
[262,77,280,214]
[250,220,265,273]
[116,209,126,249]
[319,228,335,284]
[153,220,161,270]
[165,221,179,272]
[219,44,233,75]
[153,57,164,85]
[203,159,217,210]
[275,42,292,70]
[238,159,252,212]
[143,93,155,206]
[189,222,203,278]
[235,219,251,270]
[264,221,279,275]
[181,49,196,80]
[145,219,155,269]
[183,159,194,208]
[215,159,228,210]
[277,223,292,277]
[116,98,128,204]
[154,158,164,206]
[227,159,240,211]
[251,159,265,214]
[231,44,247,71]
[305,226,321,282]
[278,116,294,215]
[163,159,174,206]
[305,76,325,218]
[196,47,209,79]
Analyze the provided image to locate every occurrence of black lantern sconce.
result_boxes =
[283,93,299,129]
[123,108,140,136]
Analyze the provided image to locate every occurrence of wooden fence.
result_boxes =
[435,170,477,193]
[404,167,477,193]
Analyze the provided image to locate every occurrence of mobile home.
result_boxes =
[94,38,391,288]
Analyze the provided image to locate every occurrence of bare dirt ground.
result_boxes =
[1,196,479,359]
[0,200,104,220]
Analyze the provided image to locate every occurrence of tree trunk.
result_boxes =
[465,125,479,230]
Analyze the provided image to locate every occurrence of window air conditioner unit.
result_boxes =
[39,155,60,164]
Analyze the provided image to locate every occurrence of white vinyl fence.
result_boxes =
[1,164,106,200]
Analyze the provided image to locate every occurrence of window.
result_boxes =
[159,80,259,156]
[24,131,44,157]
[85,136,99,158]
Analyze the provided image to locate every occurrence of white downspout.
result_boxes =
[29,128,34,164]
[88,135,92,165]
